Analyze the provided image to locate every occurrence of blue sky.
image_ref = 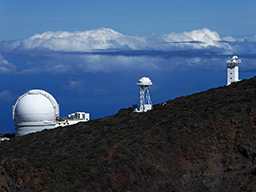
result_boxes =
[1,0,256,133]
[1,0,256,40]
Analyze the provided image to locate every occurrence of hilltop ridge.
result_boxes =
[1,77,256,191]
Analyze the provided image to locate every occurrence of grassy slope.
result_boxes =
[1,78,256,191]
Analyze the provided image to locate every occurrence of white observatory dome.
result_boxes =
[137,77,152,87]
[231,55,239,62]
[13,89,59,136]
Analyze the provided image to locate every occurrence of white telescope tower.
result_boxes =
[227,56,241,85]
[135,77,153,113]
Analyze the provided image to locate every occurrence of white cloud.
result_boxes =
[76,54,161,72]
[162,28,232,51]
[4,27,232,52]
[0,55,16,74]
[163,28,221,43]
[222,36,236,42]
[63,78,85,94]
[0,90,13,102]
[2,27,256,73]
[19,28,149,51]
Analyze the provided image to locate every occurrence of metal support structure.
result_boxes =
[135,77,153,113]
[145,87,152,106]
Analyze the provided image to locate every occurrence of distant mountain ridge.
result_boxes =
[1,77,256,191]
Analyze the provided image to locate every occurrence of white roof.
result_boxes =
[232,56,239,61]
[13,89,59,123]
[227,55,241,64]
[137,77,152,87]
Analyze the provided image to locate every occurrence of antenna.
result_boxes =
[134,77,153,112]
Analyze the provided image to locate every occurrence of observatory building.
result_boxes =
[57,112,90,127]
[13,90,59,136]
[227,56,241,85]
[134,77,153,113]
[13,89,90,136]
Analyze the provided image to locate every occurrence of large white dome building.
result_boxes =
[13,89,59,136]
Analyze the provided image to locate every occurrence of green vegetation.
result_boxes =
[1,78,256,191]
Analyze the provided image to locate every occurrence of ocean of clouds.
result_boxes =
[0,54,16,74]
[3,28,233,51]
[1,28,256,74]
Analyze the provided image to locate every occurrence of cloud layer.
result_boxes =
[0,90,13,102]
[0,54,16,74]
[1,28,256,73]
[5,28,232,51]
[62,78,86,94]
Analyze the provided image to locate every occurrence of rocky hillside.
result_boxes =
[1,77,256,191]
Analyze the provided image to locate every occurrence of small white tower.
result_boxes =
[134,77,153,113]
[227,55,241,85]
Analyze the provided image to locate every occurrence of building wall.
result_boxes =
[227,65,239,85]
